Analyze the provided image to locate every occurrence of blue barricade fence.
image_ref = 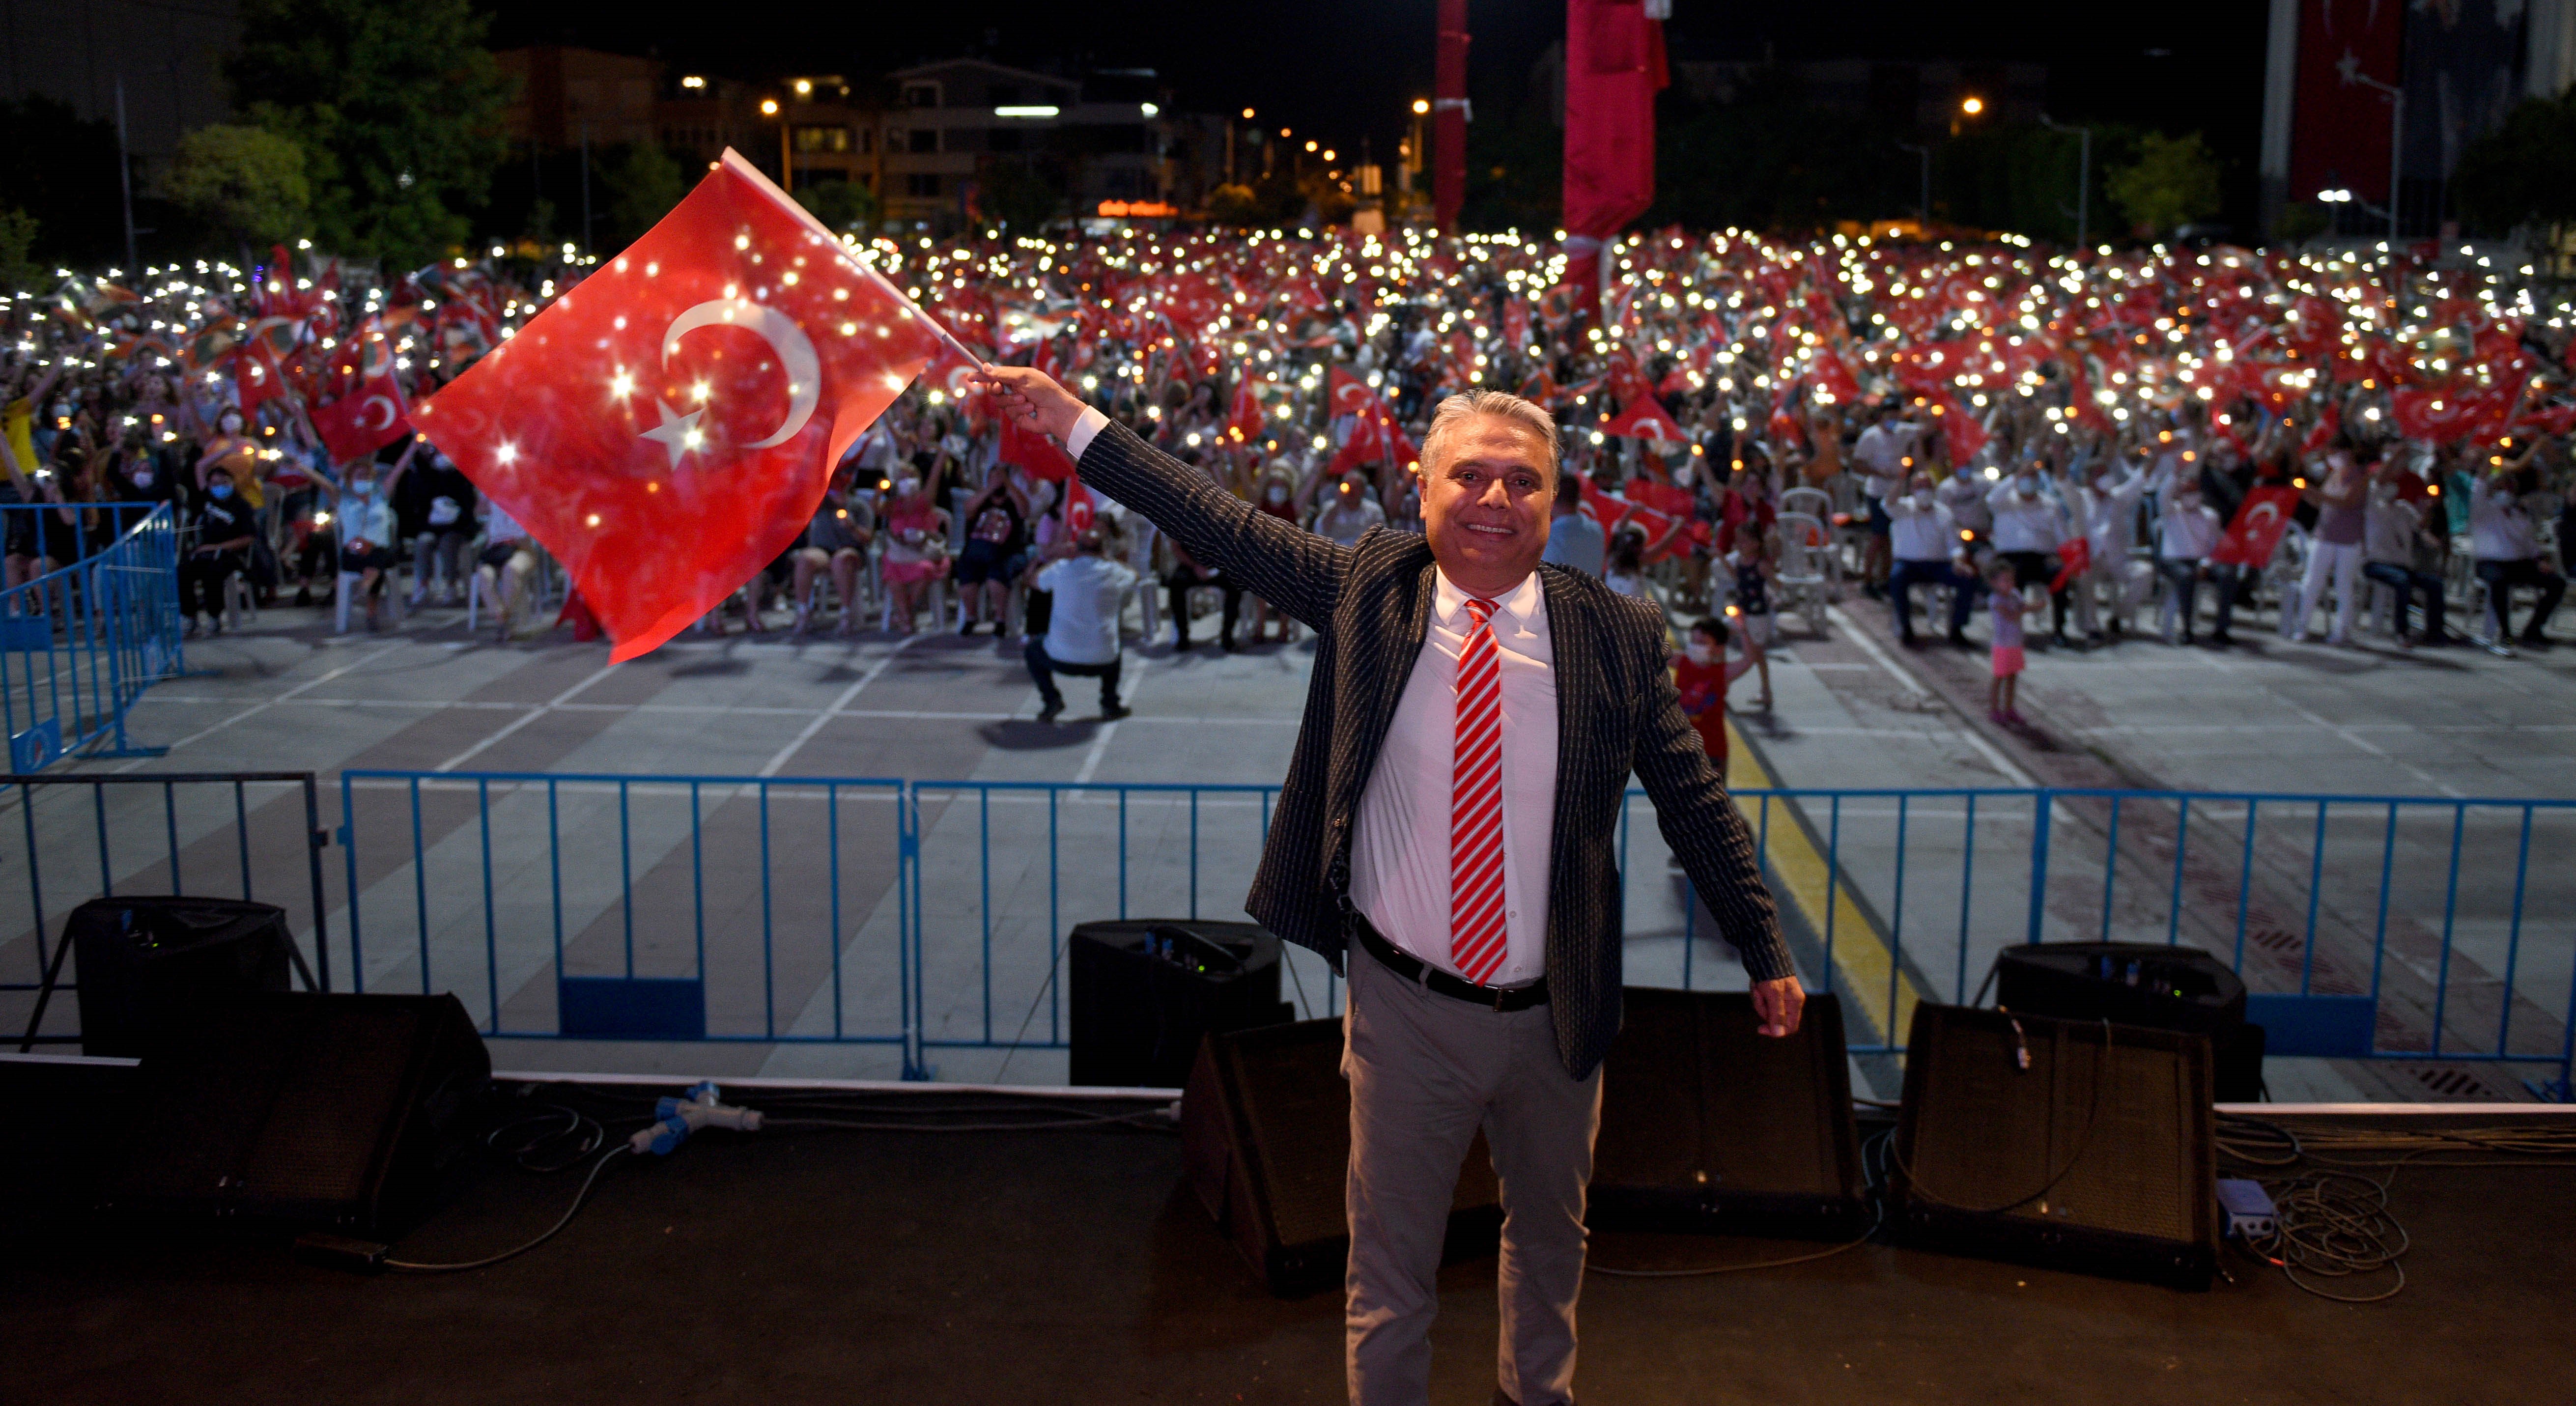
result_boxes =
[0,502,180,772]
[323,771,2576,1096]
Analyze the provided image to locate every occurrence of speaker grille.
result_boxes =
[1230,1027,1351,1247]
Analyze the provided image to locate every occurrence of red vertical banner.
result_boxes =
[1433,0,1470,231]
[2289,0,2403,208]
[1563,0,1665,318]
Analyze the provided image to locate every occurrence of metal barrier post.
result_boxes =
[2024,789,2054,946]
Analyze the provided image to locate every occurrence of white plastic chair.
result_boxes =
[1774,510,1833,638]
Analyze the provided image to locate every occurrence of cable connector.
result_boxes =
[2216,1177,2277,1241]
[629,1081,764,1155]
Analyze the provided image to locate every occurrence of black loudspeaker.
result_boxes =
[108,992,491,1235]
[1069,920,1293,1088]
[70,897,299,1058]
[1589,987,1867,1239]
[1181,1018,1501,1296]
[0,1053,141,1221]
[1893,1004,2218,1289]
[1994,943,2265,1102]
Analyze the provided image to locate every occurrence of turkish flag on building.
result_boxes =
[2208,485,2301,568]
[413,149,946,662]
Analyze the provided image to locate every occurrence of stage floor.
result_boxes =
[6,1093,2571,1406]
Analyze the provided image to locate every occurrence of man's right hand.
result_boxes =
[973,365,1087,445]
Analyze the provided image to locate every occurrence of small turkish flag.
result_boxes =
[1603,395,1683,443]
[1326,365,1384,421]
[414,149,946,661]
[1065,479,1097,536]
[2208,485,2301,568]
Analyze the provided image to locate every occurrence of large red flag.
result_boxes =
[2208,485,2301,568]
[414,150,945,662]
[1603,394,1684,443]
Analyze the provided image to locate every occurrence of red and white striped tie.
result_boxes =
[1449,597,1509,985]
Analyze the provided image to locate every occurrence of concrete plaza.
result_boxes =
[2,588,2568,1101]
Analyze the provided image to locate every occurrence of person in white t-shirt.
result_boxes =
[1025,526,1137,723]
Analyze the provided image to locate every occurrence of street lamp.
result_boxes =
[2039,112,2092,249]
[2336,53,2403,243]
[1960,95,1985,117]
[760,98,789,194]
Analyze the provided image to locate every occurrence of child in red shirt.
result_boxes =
[1671,616,1764,768]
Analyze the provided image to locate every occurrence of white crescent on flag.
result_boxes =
[662,297,821,450]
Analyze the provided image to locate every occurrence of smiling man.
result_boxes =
[976,367,1801,1406]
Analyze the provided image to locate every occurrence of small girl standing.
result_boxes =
[1672,615,1764,768]
[1988,561,2027,725]
[1724,532,1778,710]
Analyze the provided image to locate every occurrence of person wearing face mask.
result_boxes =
[1887,471,1977,647]
[197,407,265,510]
[178,466,257,636]
[1314,470,1387,547]
[878,468,952,635]
[312,438,417,631]
[1986,460,2075,647]
[2147,452,2235,645]
[2362,464,2452,647]
[2072,457,2153,645]
[2281,439,2370,646]
[1670,616,1763,768]
[1246,464,1305,643]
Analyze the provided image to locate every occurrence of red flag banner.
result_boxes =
[414,149,945,662]
[1603,394,1684,443]
[2208,485,2301,568]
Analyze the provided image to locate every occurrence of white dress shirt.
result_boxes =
[1066,405,1110,459]
[1986,478,2066,553]
[2469,476,2539,562]
[1352,567,1558,986]
[1886,493,1957,562]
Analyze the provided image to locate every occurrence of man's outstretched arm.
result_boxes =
[976,365,1342,625]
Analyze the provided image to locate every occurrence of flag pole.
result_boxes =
[718,148,985,370]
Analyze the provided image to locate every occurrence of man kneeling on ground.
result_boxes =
[1025,524,1133,724]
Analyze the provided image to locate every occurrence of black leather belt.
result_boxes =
[1350,912,1547,1012]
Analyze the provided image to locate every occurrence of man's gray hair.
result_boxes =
[1419,389,1561,482]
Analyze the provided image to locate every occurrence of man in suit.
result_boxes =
[977,367,1804,1406]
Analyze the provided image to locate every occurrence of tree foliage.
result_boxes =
[225,0,509,266]
[2451,90,2576,236]
[975,159,1060,232]
[599,142,686,249]
[0,98,126,266]
[0,209,40,292]
[158,124,311,252]
[2105,132,2222,238]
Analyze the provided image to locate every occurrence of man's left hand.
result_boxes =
[1752,974,1806,1038]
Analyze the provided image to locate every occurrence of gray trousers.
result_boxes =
[1342,940,1603,1406]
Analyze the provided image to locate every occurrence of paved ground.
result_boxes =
[2,583,2568,1100]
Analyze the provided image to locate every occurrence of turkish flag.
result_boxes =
[2208,486,2301,568]
[413,149,945,662]
[232,345,286,415]
[1326,365,1384,421]
[1227,373,1268,445]
[1000,413,1077,481]
[1603,395,1683,443]
[1065,479,1097,536]
[311,377,411,464]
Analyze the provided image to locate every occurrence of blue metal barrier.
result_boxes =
[0,503,179,772]
[321,772,2576,1095]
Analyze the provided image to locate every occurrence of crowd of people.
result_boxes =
[3,226,2570,729]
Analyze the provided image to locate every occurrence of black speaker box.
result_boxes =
[107,992,491,1236]
[70,897,298,1058]
[1182,1017,1501,1296]
[1893,1003,2217,1289]
[1995,942,2265,1101]
[1069,920,1293,1089]
[1589,987,1867,1239]
[0,1053,141,1222]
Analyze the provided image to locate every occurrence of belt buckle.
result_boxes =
[1491,985,1505,1012]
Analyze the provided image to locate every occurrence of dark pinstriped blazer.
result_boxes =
[1076,420,1790,1079]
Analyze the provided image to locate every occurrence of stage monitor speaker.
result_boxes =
[107,992,491,1236]
[1589,986,1867,1239]
[1069,920,1293,1089]
[69,897,298,1058]
[1994,942,2265,1102]
[1893,1003,2217,1289]
[0,1052,140,1222]
[1181,1017,1500,1296]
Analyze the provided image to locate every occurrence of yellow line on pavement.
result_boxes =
[1723,712,1926,1046]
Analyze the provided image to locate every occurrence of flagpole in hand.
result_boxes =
[975,365,1087,446]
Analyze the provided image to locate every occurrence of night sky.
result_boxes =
[489,0,2267,196]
